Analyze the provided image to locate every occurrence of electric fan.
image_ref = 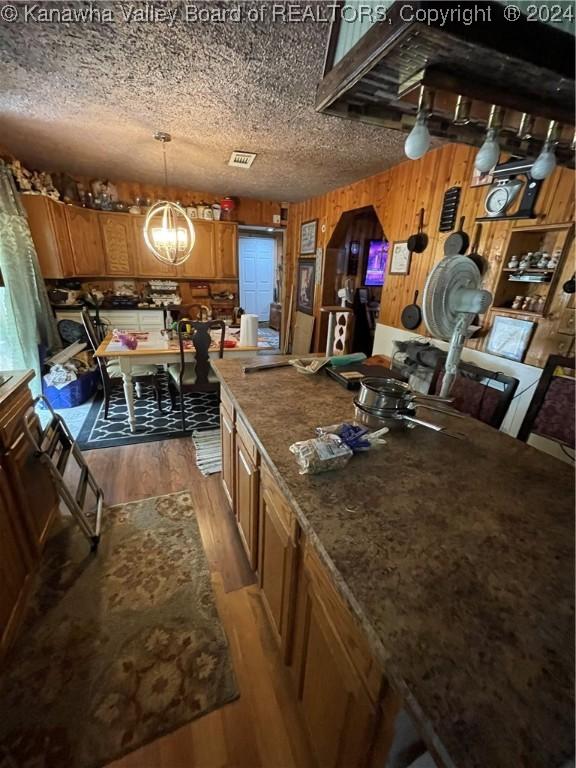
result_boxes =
[422,255,493,397]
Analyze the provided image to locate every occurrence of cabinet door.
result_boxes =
[66,206,105,275]
[132,216,176,277]
[220,405,235,509]
[6,422,58,554]
[177,220,216,278]
[0,463,33,656]
[100,214,135,275]
[293,569,378,768]
[235,436,258,569]
[21,195,74,278]
[258,480,297,658]
[214,222,238,278]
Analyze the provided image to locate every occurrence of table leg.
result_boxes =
[119,360,137,433]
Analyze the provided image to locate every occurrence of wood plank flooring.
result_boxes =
[80,438,315,768]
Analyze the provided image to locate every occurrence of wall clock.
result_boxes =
[484,179,523,216]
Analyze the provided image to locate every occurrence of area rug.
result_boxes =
[76,370,219,450]
[192,429,222,475]
[0,492,239,768]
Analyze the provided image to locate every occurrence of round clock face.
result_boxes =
[485,186,510,215]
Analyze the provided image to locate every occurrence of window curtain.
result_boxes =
[0,161,60,395]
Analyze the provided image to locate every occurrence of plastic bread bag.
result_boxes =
[289,433,353,475]
[315,422,388,451]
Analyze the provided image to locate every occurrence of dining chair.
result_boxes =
[517,354,575,448]
[81,308,163,419]
[429,359,519,430]
[167,319,225,433]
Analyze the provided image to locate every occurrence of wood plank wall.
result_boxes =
[285,143,575,366]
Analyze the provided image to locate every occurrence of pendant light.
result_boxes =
[531,121,558,180]
[404,87,433,161]
[475,106,503,173]
[144,132,196,266]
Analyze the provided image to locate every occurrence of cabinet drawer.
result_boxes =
[0,386,34,453]
[100,311,139,329]
[138,311,165,329]
[260,463,295,539]
[236,415,259,465]
[304,542,384,704]
[220,387,234,420]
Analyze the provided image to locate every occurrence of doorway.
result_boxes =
[239,234,275,321]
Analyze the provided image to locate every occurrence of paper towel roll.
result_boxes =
[239,314,258,347]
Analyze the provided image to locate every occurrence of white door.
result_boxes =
[239,236,275,321]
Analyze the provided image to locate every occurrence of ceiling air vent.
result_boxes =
[228,151,257,169]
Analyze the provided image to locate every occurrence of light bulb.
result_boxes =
[475,128,500,172]
[404,115,430,160]
[531,141,557,180]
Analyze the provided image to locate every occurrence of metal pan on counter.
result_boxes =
[356,377,452,413]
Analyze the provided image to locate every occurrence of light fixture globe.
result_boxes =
[144,200,196,266]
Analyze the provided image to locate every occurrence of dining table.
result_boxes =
[94,328,275,432]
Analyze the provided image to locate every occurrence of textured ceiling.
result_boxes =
[0,1,408,201]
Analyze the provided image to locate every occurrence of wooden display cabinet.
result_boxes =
[99,213,135,275]
[65,205,105,276]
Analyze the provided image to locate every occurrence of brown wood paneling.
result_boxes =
[284,143,575,366]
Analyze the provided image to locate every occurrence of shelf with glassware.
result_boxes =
[491,222,574,317]
[21,194,239,281]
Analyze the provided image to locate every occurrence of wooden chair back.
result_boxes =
[518,355,575,447]
[430,359,519,429]
[81,307,111,387]
[175,319,225,391]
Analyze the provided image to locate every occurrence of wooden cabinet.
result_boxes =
[0,463,34,657]
[0,371,59,657]
[291,543,383,768]
[214,222,238,278]
[132,215,175,277]
[220,403,235,509]
[65,206,105,275]
[177,220,217,278]
[258,464,298,660]
[100,214,135,275]
[22,195,74,278]
[235,419,259,570]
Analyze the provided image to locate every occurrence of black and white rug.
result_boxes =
[77,371,219,450]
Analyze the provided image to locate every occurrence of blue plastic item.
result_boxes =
[43,369,99,409]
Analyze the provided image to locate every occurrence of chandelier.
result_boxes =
[144,132,195,266]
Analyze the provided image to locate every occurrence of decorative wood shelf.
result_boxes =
[493,307,544,318]
[502,268,557,274]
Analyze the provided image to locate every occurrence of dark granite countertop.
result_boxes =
[212,355,575,768]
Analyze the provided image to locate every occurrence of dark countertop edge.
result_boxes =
[51,304,183,311]
[213,359,458,768]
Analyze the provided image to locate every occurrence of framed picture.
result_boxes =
[300,219,318,255]
[389,241,411,275]
[485,314,535,362]
[297,259,316,315]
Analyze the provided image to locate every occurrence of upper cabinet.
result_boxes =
[65,206,105,276]
[23,196,239,280]
[99,214,135,276]
[177,220,217,279]
[214,222,238,278]
[21,195,74,278]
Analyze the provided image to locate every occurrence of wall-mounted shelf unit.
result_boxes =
[492,222,574,318]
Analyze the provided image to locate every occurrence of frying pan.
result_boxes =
[401,290,422,330]
[563,274,575,294]
[444,216,470,256]
[407,208,428,254]
[467,223,488,276]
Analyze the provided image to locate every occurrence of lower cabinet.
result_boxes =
[235,434,259,570]
[258,465,298,661]
[220,404,235,509]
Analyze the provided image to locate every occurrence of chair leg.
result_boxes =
[104,386,111,419]
[180,391,187,433]
[155,379,163,413]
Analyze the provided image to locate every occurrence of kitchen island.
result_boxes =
[212,355,574,768]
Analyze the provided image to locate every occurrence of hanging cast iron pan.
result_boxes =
[466,223,488,276]
[401,290,422,330]
[407,208,428,254]
[444,216,470,256]
[563,273,575,294]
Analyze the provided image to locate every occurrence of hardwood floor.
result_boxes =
[81,438,315,768]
